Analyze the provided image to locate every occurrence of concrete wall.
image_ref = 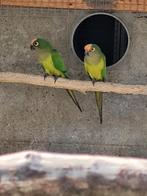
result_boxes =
[0,7,147,157]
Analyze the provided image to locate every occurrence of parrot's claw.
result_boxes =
[89,76,96,86]
[92,79,96,86]
[44,73,49,80]
[53,76,58,84]
[92,80,95,86]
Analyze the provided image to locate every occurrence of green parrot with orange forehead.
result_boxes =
[30,38,82,112]
[84,43,106,124]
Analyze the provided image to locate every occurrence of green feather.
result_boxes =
[31,38,82,112]
[95,92,103,124]
[84,44,106,123]
[51,49,67,76]
[66,90,82,112]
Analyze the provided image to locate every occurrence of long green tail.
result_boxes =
[66,89,82,112]
[95,91,103,124]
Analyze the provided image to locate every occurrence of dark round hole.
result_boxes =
[71,13,130,66]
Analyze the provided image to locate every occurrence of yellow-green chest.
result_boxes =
[39,53,63,77]
[84,57,105,80]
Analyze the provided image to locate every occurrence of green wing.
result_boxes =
[51,49,67,75]
[101,54,106,81]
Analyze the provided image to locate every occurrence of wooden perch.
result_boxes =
[0,151,147,195]
[0,72,147,95]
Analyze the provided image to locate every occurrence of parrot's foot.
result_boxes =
[53,75,59,84]
[92,80,95,86]
[91,79,96,86]
[89,76,96,86]
[44,73,49,80]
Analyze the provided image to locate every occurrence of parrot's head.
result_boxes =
[84,44,96,55]
[30,38,52,51]
[84,43,101,56]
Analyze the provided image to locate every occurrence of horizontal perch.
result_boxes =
[0,151,147,195]
[0,72,147,95]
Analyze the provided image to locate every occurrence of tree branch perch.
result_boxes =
[0,72,147,95]
[0,151,147,195]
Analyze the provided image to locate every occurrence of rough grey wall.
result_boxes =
[0,7,147,157]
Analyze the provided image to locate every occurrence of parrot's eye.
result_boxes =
[33,41,39,47]
[91,47,95,52]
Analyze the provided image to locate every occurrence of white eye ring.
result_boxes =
[33,41,39,47]
[91,47,95,52]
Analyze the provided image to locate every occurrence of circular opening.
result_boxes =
[71,13,130,66]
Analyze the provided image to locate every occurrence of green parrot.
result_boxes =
[84,44,106,124]
[30,38,82,112]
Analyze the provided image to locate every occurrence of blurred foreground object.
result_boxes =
[0,151,147,195]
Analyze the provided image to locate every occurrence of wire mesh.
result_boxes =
[0,0,147,12]
[0,0,103,10]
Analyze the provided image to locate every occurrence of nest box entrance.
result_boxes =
[72,13,130,66]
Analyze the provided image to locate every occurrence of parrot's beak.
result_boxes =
[30,44,35,50]
[85,51,89,56]
[84,44,92,56]
[84,48,89,56]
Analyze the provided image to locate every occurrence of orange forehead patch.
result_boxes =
[84,44,92,52]
[31,38,37,45]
